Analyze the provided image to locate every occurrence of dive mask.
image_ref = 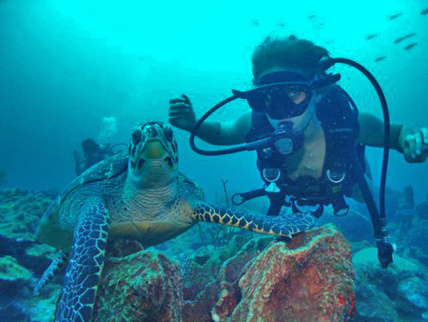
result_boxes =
[233,71,340,120]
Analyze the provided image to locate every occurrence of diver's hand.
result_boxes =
[376,240,394,268]
[169,94,196,132]
[403,127,428,163]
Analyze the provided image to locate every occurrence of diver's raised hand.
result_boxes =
[403,127,428,163]
[169,94,196,132]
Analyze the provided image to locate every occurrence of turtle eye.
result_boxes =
[163,125,173,142]
[132,130,142,145]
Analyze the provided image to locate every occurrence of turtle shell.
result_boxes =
[37,152,129,249]
[59,152,129,204]
[43,152,128,221]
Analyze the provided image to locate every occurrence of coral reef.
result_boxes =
[95,250,182,321]
[89,225,356,321]
[0,189,58,276]
[0,189,60,320]
[353,247,428,321]
[182,235,272,321]
[2,186,428,321]
[0,256,33,291]
[216,224,355,321]
[182,224,355,321]
[391,198,428,266]
[0,189,53,247]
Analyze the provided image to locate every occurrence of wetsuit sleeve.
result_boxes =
[356,112,407,152]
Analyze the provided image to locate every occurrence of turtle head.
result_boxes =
[128,122,179,187]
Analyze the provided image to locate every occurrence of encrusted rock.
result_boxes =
[218,224,355,321]
[183,224,355,321]
[95,250,182,321]
[353,247,428,321]
[0,255,33,290]
[182,234,253,301]
[0,189,60,320]
[398,276,428,312]
[0,189,53,254]
[182,236,272,321]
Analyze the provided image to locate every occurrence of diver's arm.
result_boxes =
[356,112,404,150]
[169,94,251,145]
[185,112,251,145]
[216,112,252,145]
[357,112,428,162]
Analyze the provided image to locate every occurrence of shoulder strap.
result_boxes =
[318,85,359,174]
[317,85,361,215]
[245,111,274,143]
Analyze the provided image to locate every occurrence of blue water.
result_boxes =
[0,0,427,204]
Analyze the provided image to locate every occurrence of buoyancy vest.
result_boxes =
[243,85,365,217]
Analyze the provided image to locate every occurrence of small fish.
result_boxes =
[404,43,418,50]
[388,13,402,20]
[251,19,260,27]
[365,34,378,40]
[308,15,316,19]
[393,33,416,44]
[374,56,387,62]
[421,8,428,15]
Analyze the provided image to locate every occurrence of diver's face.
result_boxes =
[267,100,316,132]
[257,67,317,131]
[263,84,308,106]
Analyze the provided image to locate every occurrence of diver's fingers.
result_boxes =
[181,94,191,105]
[421,127,428,145]
[414,131,423,155]
[169,95,191,105]
[169,102,191,112]
[169,109,191,117]
[169,115,188,123]
[169,97,188,105]
[404,134,417,160]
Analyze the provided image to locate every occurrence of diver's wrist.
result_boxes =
[193,121,222,143]
[396,125,413,153]
[184,120,197,133]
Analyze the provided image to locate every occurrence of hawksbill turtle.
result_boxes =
[36,121,313,321]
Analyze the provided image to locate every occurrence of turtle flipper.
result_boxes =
[34,251,68,295]
[191,202,314,238]
[55,197,110,321]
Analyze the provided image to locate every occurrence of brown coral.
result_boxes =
[212,224,355,321]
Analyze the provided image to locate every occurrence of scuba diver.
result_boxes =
[74,138,126,176]
[168,35,428,268]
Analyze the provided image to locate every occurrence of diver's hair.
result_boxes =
[252,35,330,81]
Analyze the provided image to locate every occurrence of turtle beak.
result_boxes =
[140,140,168,159]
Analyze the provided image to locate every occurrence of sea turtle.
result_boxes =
[36,121,314,321]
